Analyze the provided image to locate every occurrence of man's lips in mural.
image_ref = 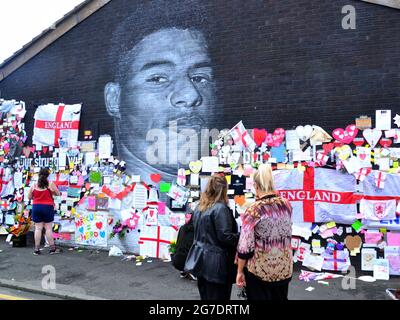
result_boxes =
[172,116,205,130]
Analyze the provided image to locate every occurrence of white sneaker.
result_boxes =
[188,273,197,281]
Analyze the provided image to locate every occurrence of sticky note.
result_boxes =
[387,232,400,246]
[158,202,166,215]
[160,183,171,193]
[327,222,336,229]
[312,239,321,248]
[352,220,363,232]
[297,165,306,172]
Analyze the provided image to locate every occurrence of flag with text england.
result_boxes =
[273,168,357,224]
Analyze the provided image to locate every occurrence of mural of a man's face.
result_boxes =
[106,28,217,177]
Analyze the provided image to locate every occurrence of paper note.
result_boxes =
[108,198,121,210]
[5,214,14,225]
[352,220,363,233]
[133,184,148,209]
[158,202,166,215]
[201,156,219,173]
[303,253,324,271]
[131,175,141,183]
[85,152,96,166]
[190,174,199,186]
[373,259,390,280]
[286,130,300,150]
[361,248,377,271]
[292,148,312,162]
[59,152,67,167]
[98,135,112,159]
[384,246,400,276]
[364,230,383,246]
[312,239,321,248]
[200,177,210,193]
[160,182,171,193]
[376,110,391,131]
[292,223,312,240]
[311,225,319,234]
[343,156,362,174]
[13,171,23,189]
[387,232,400,246]
[327,222,336,229]
[320,229,334,239]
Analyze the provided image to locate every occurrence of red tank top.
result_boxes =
[32,187,54,205]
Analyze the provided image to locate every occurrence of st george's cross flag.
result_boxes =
[33,104,81,147]
[361,171,400,230]
[273,167,358,224]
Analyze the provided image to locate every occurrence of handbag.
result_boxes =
[184,243,204,276]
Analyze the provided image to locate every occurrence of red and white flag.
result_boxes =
[0,167,14,197]
[138,225,177,259]
[49,173,69,187]
[353,167,372,182]
[33,103,81,147]
[360,171,400,229]
[229,121,256,151]
[273,167,358,224]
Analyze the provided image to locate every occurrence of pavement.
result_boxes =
[0,234,397,300]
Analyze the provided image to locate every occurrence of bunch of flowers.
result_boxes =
[168,240,177,254]
[7,213,31,237]
[109,220,130,240]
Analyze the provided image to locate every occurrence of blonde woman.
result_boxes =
[185,175,239,300]
[236,164,293,300]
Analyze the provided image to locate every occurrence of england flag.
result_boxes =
[273,167,358,224]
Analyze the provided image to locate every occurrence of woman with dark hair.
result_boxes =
[28,168,61,255]
[185,175,238,300]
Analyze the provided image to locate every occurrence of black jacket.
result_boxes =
[184,202,239,284]
[171,216,194,271]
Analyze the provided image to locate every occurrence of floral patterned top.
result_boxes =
[237,193,293,282]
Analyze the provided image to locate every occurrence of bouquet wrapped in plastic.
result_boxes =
[7,213,31,237]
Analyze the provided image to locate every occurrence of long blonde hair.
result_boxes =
[198,175,228,212]
[253,164,275,194]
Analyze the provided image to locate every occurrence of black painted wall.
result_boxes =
[0,0,399,146]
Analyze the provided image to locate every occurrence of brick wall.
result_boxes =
[0,0,399,147]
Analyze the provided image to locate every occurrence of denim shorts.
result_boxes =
[32,204,55,223]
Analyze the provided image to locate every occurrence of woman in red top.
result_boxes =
[28,168,61,255]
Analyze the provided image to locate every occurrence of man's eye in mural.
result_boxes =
[146,75,169,84]
[190,74,211,84]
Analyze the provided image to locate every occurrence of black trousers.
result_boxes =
[197,276,232,300]
[244,269,290,301]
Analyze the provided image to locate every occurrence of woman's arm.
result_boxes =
[49,182,61,196]
[212,204,239,247]
[236,258,247,288]
[27,184,34,200]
